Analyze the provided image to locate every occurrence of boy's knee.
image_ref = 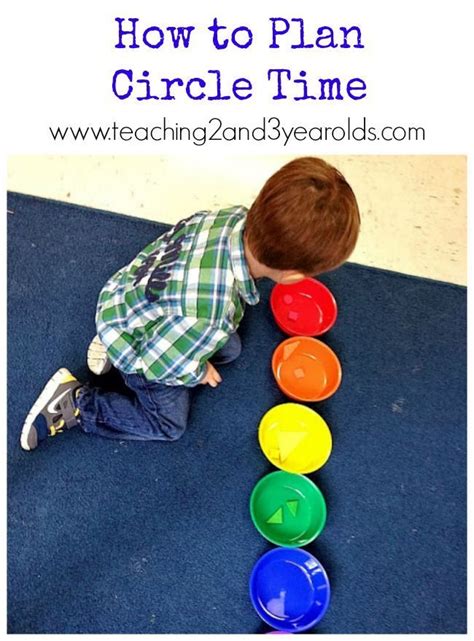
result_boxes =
[141,383,191,441]
[213,332,242,365]
[159,417,187,441]
[229,334,242,360]
[140,416,187,441]
[148,400,189,441]
[166,430,186,442]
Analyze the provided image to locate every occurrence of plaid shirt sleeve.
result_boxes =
[139,315,230,386]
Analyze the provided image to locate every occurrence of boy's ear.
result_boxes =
[278,271,307,284]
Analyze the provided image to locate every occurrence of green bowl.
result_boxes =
[249,471,327,547]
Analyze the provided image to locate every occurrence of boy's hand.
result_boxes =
[200,362,222,387]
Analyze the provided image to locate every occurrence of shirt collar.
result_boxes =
[229,216,260,305]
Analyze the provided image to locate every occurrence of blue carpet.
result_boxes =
[7,192,467,634]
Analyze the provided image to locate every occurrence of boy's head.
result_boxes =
[245,157,360,283]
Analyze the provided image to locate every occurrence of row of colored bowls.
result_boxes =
[271,279,341,402]
[249,433,332,631]
[248,279,338,632]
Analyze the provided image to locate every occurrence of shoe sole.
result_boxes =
[87,335,112,375]
[20,367,73,451]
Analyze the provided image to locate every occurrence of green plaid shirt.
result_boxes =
[96,206,259,385]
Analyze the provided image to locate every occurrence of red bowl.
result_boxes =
[270,278,338,336]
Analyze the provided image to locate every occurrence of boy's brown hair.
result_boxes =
[246,157,360,274]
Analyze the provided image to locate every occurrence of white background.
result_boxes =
[3,0,473,153]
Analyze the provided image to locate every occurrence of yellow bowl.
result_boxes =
[258,403,332,474]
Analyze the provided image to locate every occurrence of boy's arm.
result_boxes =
[140,316,230,386]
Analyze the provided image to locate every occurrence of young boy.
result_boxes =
[20,157,360,450]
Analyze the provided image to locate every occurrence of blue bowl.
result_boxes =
[249,547,330,632]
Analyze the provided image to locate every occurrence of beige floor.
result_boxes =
[7,155,466,285]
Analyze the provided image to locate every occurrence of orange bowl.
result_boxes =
[272,337,342,402]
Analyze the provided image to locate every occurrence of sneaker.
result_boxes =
[87,335,112,375]
[20,368,83,451]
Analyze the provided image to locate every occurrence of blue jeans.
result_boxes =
[76,333,241,441]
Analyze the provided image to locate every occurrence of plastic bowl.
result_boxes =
[249,547,331,632]
[250,471,327,547]
[270,278,338,336]
[272,336,342,402]
[258,403,332,474]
